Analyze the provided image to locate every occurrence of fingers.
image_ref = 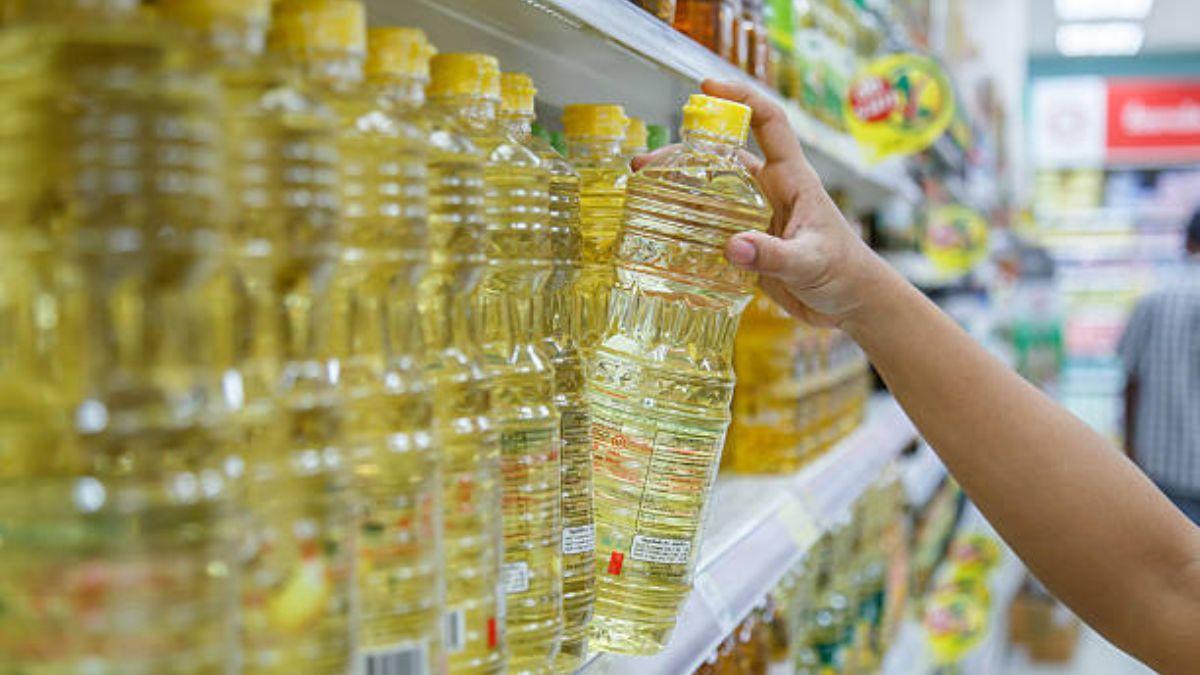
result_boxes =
[726,230,796,278]
[631,145,675,172]
[701,79,807,166]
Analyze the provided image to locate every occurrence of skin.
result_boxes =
[635,79,1200,673]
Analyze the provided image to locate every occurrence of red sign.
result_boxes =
[1107,79,1200,162]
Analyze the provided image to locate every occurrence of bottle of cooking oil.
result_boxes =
[423,49,505,675]
[499,72,593,673]
[563,104,630,357]
[431,52,562,675]
[623,116,649,161]
[588,94,772,654]
[0,0,236,670]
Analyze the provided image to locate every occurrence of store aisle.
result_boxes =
[1003,626,1152,675]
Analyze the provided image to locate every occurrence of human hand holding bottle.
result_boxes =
[632,79,897,329]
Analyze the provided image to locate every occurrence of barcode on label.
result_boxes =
[562,524,595,555]
[443,608,466,653]
[630,534,691,564]
[362,642,426,675]
[501,561,530,594]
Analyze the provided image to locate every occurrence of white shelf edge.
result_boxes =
[900,441,947,509]
[579,395,918,675]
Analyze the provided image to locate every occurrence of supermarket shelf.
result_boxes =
[881,504,1025,675]
[899,441,946,509]
[368,0,920,209]
[579,395,918,675]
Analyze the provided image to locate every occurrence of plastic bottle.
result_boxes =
[431,53,562,675]
[0,0,236,669]
[500,72,594,673]
[623,117,650,162]
[588,95,771,654]
[422,42,505,675]
[629,0,678,23]
[563,104,629,358]
[359,26,444,672]
[674,0,740,59]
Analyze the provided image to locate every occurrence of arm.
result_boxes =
[665,80,1200,672]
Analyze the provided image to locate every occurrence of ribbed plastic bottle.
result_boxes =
[0,0,236,670]
[499,73,594,672]
[563,104,630,358]
[430,53,562,674]
[622,116,649,162]
[424,50,505,675]
[588,95,772,654]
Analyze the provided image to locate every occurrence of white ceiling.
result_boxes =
[1028,0,1200,56]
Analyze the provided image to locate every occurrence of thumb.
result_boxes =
[726,230,805,280]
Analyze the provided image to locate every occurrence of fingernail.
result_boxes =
[727,237,757,267]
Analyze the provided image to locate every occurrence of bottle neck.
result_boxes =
[368,74,426,111]
[682,129,741,157]
[287,51,364,91]
[170,14,268,66]
[500,111,534,140]
[566,136,624,160]
[13,0,137,21]
[429,95,498,132]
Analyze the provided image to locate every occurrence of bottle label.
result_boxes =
[361,641,428,675]
[562,524,595,555]
[443,609,466,653]
[501,561,530,594]
[630,535,692,565]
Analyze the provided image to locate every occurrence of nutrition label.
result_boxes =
[562,524,595,555]
[630,535,692,564]
[501,561,530,594]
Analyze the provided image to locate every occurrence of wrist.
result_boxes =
[837,249,914,343]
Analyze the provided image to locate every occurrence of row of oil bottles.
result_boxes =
[695,479,910,675]
[0,0,775,673]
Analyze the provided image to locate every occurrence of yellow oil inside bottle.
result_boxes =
[588,95,771,655]
[0,0,236,669]
[622,116,649,163]
[423,51,504,675]
[501,73,595,673]
[431,53,562,675]
[563,104,630,359]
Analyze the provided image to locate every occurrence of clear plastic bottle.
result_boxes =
[431,53,562,675]
[623,116,650,163]
[500,73,594,673]
[563,104,630,358]
[0,0,236,670]
[588,95,772,654]
[423,50,504,675]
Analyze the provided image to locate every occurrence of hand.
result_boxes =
[632,79,892,328]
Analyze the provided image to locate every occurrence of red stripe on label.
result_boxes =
[607,551,624,575]
[487,617,497,648]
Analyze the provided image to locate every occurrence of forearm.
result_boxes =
[843,262,1200,670]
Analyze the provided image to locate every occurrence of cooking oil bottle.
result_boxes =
[623,116,649,161]
[500,72,594,673]
[0,0,236,670]
[424,49,505,675]
[430,52,562,675]
[588,94,772,654]
[563,104,630,357]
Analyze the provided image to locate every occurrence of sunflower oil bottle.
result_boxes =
[0,0,236,670]
[588,95,771,655]
[499,73,594,672]
[423,50,505,675]
[563,104,630,358]
[623,116,649,161]
[429,52,563,674]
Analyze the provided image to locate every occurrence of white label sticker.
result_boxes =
[361,641,427,675]
[443,608,466,653]
[501,561,530,594]
[630,535,692,565]
[562,525,595,555]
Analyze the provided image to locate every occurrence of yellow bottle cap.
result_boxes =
[271,0,366,57]
[365,27,436,80]
[562,104,627,139]
[623,116,648,152]
[428,53,501,101]
[500,72,537,114]
[158,0,270,25]
[682,94,752,143]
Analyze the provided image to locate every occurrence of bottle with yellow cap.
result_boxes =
[417,48,504,675]
[588,94,772,654]
[0,0,236,670]
[273,2,441,672]
[161,1,356,671]
[429,53,562,675]
[622,116,650,163]
[500,72,594,673]
[562,104,630,360]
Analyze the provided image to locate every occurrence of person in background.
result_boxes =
[636,79,1200,673]
[1120,212,1200,525]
